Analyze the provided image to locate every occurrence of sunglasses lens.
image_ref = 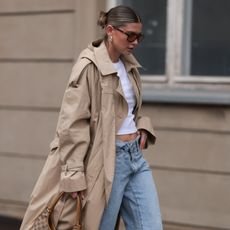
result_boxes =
[128,33,138,42]
[137,34,145,43]
[128,34,145,43]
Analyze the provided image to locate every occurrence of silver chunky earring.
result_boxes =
[110,36,113,42]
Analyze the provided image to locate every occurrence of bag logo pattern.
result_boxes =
[31,210,49,230]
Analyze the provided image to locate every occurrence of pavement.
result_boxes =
[0,216,22,230]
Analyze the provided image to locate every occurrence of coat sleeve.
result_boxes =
[136,115,156,148]
[56,63,91,193]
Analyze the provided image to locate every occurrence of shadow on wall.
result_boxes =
[0,216,22,230]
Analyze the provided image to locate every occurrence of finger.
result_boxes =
[67,192,76,198]
[139,138,144,150]
[72,192,77,198]
[140,135,147,150]
[139,143,143,150]
[80,190,85,199]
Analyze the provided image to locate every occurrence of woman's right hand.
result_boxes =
[67,190,85,199]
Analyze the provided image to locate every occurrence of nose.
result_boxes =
[132,38,138,45]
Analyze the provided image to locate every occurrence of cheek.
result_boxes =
[115,35,128,46]
[115,40,126,51]
[113,37,130,53]
[119,40,129,49]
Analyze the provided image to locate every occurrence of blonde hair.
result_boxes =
[97,5,142,42]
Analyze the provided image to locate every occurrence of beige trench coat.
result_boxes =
[20,39,156,230]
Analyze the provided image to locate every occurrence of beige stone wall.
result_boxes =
[0,1,229,230]
[142,103,230,230]
[0,0,105,220]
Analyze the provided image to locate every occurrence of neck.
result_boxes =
[106,42,121,63]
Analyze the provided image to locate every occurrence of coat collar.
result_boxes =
[83,39,143,76]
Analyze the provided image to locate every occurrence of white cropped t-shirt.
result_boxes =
[113,59,137,135]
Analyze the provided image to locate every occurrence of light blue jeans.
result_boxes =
[99,136,163,230]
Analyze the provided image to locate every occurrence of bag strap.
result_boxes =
[47,192,83,230]
[47,191,65,212]
[73,193,83,229]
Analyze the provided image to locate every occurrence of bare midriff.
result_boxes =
[116,132,138,142]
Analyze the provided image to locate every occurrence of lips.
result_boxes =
[127,47,134,51]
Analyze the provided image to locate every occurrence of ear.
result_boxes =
[106,25,113,37]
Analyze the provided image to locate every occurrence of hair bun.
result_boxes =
[97,10,108,29]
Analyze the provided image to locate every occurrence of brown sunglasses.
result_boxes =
[112,26,145,43]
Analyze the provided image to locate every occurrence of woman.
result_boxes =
[20,5,163,230]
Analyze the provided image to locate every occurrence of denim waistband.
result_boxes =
[116,135,140,151]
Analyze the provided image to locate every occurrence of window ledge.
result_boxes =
[174,76,230,84]
[141,75,168,83]
[142,88,230,105]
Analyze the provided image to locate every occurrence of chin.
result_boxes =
[123,51,132,56]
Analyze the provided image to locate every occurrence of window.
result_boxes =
[181,0,230,77]
[109,0,230,104]
[118,0,167,76]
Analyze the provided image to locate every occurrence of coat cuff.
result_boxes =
[137,116,156,148]
[61,162,87,192]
